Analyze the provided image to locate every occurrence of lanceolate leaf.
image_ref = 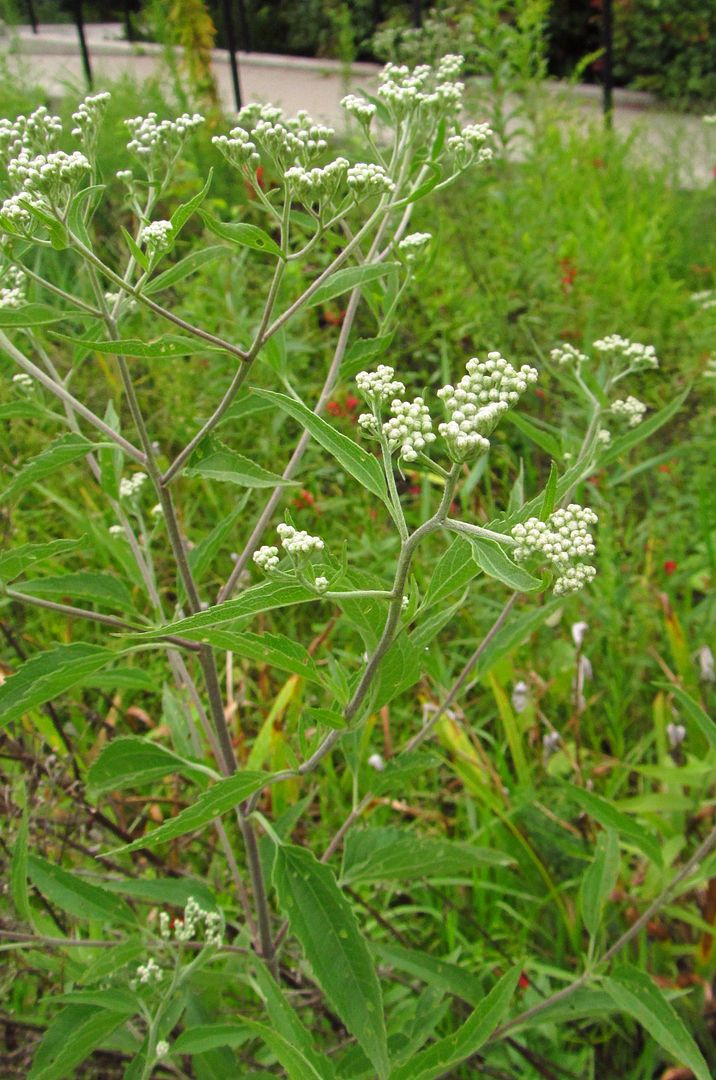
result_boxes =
[471,598,562,684]
[87,735,214,795]
[307,263,399,308]
[200,212,284,258]
[603,967,710,1080]
[341,828,511,885]
[388,967,520,1080]
[51,332,219,359]
[423,535,480,611]
[660,683,716,752]
[28,855,134,924]
[105,771,269,854]
[0,642,116,730]
[11,803,31,922]
[0,537,86,584]
[194,629,323,683]
[252,388,389,507]
[1,433,96,501]
[28,1005,128,1080]
[170,1024,250,1055]
[141,579,317,640]
[252,963,335,1078]
[143,244,225,295]
[580,828,620,938]
[372,941,485,1007]
[565,783,663,867]
[241,1019,326,1080]
[273,843,389,1079]
[468,536,542,592]
[0,303,82,327]
[170,168,213,237]
[185,437,297,488]
[18,571,133,611]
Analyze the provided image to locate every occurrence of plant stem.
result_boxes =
[444,518,518,546]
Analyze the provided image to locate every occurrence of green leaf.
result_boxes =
[0,642,115,730]
[185,436,297,488]
[0,537,86,584]
[388,967,520,1080]
[200,212,284,258]
[171,168,213,236]
[28,855,134,924]
[599,386,690,467]
[0,400,47,420]
[370,752,440,796]
[144,244,226,295]
[603,967,711,1080]
[51,331,218,359]
[28,1005,128,1080]
[198,629,322,682]
[53,987,137,1012]
[0,302,72,326]
[141,578,318,640]
[1,433,95,501]
[472,597,562,684]
[187,496,250,583]
[342,333,395,379]
[242,1019,327,1079]
[373,634,423,710]
[273,843,389,1079]
[252,962,335,1078]
[121,223,149,271]
[341,828,511,884]
[252,388,389,506]
[171,1024,250,1055]
[18,571,133,611]
[565,783,663,867]
[660,683,716,751]
[67,184,104,248]
[539,462,559,520]
[580,828,619,938]
[106,770,269,854]
[373,941,486,1006]
[307,263,399,309]
[98,399,122,501]
[99,875,217,912]
[304,705,346,729]
[87,735,212,795]
[505,411,563,459]
[392,161,442,209]
[423,536,480,611]
[468,536,542,592]
[11,802,31,922]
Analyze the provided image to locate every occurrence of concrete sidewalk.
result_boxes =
[2,22,713,187]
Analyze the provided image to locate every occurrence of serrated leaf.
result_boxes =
[342,332,395,379]
[200,212,284,258]
[372,941,485,1006]
[252,962,334,1078]
[51,331,217,358]
[106,770,269,854]
[388,967,520,1080]
[18,571,133,611]
[252,388,389,506]
[580,828,619,938]
[28,855,134,924]
[565,783,663,867]
[273,843,389,1078]
[341,828,511,884]
[0,642,115,730]
[603,967,710,1080]
[185,436,297,488]
[2,433,95,501]
[28,1005,128,1080]
[140,579,317,639]
[242,1019,326,1079]
[87,735,212,795]
[307,263,399,308]
[423,535,479,610]
[144,244,225,295]
[0,537,86,584]
[193,629,323,684]
[468,536,542,592]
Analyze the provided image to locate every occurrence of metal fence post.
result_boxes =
[221,0,243,111]
[411,0,422,29]
[27,0,38,33]
[72,0,93,90]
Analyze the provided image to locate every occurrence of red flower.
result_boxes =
[663,560,677,575]
[322,309,346,327]
[326,401,342,416]
[518,971,530,990]
[534,387,546,401]
[657,463,671,474]
[559,257,578,295]
[592,157,605,169]
[408,484,421,495]
[345,394,360,412]
[292,489,316,511]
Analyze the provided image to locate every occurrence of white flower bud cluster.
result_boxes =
[253,544,280,572]
[140,219,173,254]
[382,396,436,462]
[166,897,223,946]
[71,91,111,144]
[215,105,334,173]
[356,365,405,403]
[358,412,380,436]
[592,334,659,370]
[7,148,90,195]
[437,352,538,462]
[108,524,124,537]
[13,371,33,389]
[346,162,396,197]
[398,231,431,261]
[611,395,647,427]
[155,1041,170,1059]
[276,522,324,558]
[341,94,377,126]
[125,112,204,163]
[104,290,138,315]
[212,125,261,169]
[691,289,716,311]
[377,60,466,121]
[597,428,612,446]
[512,504,598,595]
[0,106,62,162]
[136,958,163,984]
[437,54,464,79]
[0,265,26,308]
[0,191,44,231]
[284,157,348,205]
[550,343,588,367]
[314,575,329,592]
[119,471,147,499]
[447,123,494,168]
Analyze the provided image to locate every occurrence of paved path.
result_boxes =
[2,22,713,186]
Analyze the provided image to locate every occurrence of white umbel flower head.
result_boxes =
[253,545,280,572]
[356,365,406,404]
[382,396,436,462]
[12,371,33,389]
[119,471,147,499]
[398,231,431,261]
[611,395,647,427]
[341,94,377,126]
[314,575,329,592]
[437,352,538,462]
[512,503,598,596]
[346,162,395,197]
[550,343,588,367]
[140,219,173,254]
[592,334,659,371]
[276,523,324,558]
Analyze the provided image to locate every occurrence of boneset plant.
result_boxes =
[0,57,710,1080]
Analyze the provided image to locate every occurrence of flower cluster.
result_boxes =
[71,91,111,148]
[398,231,431,261]
[284,157,348,205]
[12,371,33,390]
[691,289,716,312]
[341,94,377,126]
[253,544,280,572]
[211,125,261,169]
[447,123,493,169]
[549,343,588,367]
[155,1041,170,1059]
[0,265,26,309]
[0,106,62,162]
[382,396,436,462]
[140,219,173,254]
[356,365,406,403]
[119,471,147,500]
[125,111,204,167]
[135,958,163,985]
[159,897,223,947]
[6,148,90,198]
[346,161,396,197]
[377,60,465,122]
[592,334,659,370]
[512,504,598,595]
[276,522,325,558]
[214,104,334,175]
[437,353,538,462]
[611,395,647,427]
